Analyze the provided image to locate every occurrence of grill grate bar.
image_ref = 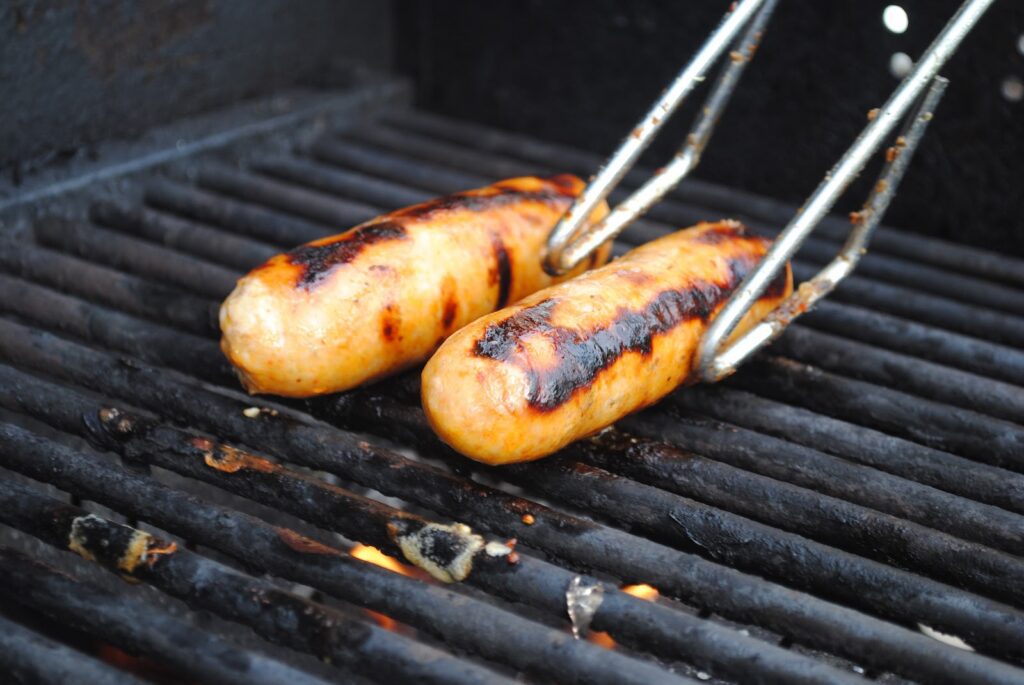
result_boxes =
[7,272,1024,602]
[786,262,1024,348]
[0,475,513,685]
[30,231,1007,560]
[254,155,434,209]
[378,108,1024,289]
[613,409,1024,555]
[323,391,1024,649]
[310,134,1024,353]
[249,151,1024,385]
[237,152,1024,384]
[346,121,1024,317]
[135,154,1024,455]
[0,239,214,337]
[5,284,1024,629]
[332,124,1024,348]
[0,363,861,685]
[733,357,1024,472]
[123,153,1024,428]
[0,613,147,685]
[11,136,1023,506]
[0,547,334,685]
[0,419,688,685]
[8,129,1024,548]
[0,319,1010,683]
[633,387,1024,518]
[789,238,1024,317]
[34,218,238,298]
[92,201,279,271]
[4,103,1024,684]
[622,217,1024,347]
[801,299,1024,386]
[772,325,1024,423]
[197,164,379,229]
[0,273,230,384]
[145,177,329,246]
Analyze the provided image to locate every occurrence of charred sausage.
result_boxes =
[421,221,793,464]
[220,175,610,397]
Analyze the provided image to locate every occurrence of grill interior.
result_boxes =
[1,83,1023,685]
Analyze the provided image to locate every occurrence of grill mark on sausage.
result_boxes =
[488,233,513,308]
[382,302,401,342]
[710,227,788,298]
[439,275,459,330]
[473,253,777,412]
[442,296,458,329]
[764,262,791,298]
[288,221,407,289]
[285,176,579,290]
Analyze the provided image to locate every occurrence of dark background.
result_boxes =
[396,1,1024,257]
[0,0,392,178]
[2,1,1021,256]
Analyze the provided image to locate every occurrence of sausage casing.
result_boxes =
[421,221,793,464]
[220,175,610,397]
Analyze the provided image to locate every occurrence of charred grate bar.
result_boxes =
[1,93,1024,685]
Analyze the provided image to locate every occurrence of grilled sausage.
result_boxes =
[422,221,793,464]
[220,175,611,397]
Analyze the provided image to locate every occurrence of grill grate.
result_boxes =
[1,94,1023,685]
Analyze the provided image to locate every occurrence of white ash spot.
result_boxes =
[917,624,975,651]
[484,541,513,557]
[393,522,484,583]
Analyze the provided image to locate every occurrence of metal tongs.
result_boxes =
[544,0,994,383]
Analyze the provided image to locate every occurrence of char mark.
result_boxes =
[289,221,407,289]
[764,262,790,298]
[473,253,773,411]
[725,251,789,299]
[442,296,458,329]
[489,233,513,308]
[382,303,401,342]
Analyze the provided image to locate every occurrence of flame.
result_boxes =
[363,609,398,632]
[95,643,183,684]
[350,544,430,580]
[352,544,411,574]
[622,583,659,601]
[350,544,431,631]
[589,585,659,650]
[588,631,617,649]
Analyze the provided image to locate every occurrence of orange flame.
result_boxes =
[350,544,431,581]
[95,643,183,684]
[350,544,431,631]
[588,631,617,650]
[622,583,659,601]
[589,584,659,650]
[363,609,398,632]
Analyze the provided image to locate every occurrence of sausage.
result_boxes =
[219,175,610,397]
[421,221,793,464]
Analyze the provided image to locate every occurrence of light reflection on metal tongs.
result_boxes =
[544,0,994,384]
[696,0,992,382]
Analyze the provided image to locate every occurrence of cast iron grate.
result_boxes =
[1,95,1023,685]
